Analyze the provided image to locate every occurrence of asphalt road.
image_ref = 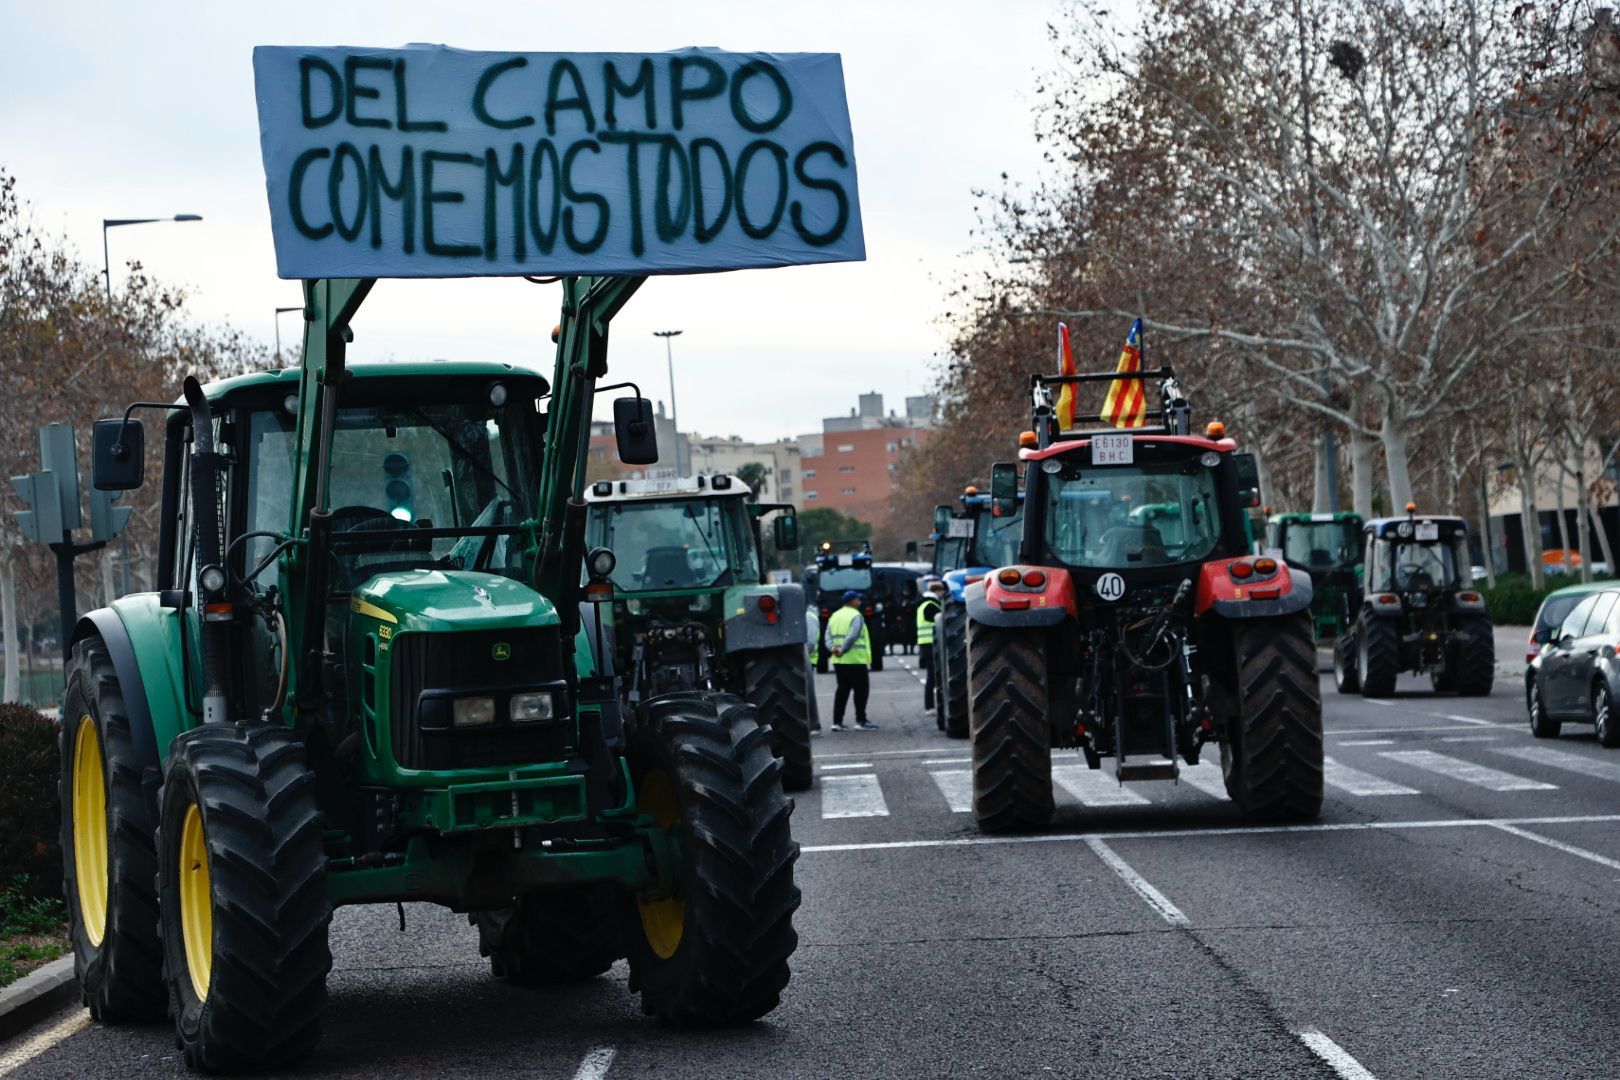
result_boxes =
[7,653,1620,1079]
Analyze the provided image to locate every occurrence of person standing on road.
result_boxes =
[828,590,878,731]
[916,577,946,712]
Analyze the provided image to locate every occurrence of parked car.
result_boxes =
[1525,582,1620,746]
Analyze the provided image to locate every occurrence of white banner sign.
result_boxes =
[252,45,864,279]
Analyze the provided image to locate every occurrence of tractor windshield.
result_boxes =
[973,506,1023,568]
[244,400,537,589]
[1367,538,1466,591]
[1043,460,1221,568]
[1281,519,1361,570]
[595,497,755,592]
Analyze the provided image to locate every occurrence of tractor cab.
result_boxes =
[585,475,763,604]
[1268,511,1366,640]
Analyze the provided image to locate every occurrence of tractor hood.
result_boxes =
[349,570,559,634]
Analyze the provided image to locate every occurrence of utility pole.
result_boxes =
[1296,0,1341,510]
[653,330,684,474]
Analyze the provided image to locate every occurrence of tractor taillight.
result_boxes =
[1001,598,1031,610]
[1253,557,1278,575]
[1229,561,1255,580]
[757,595,779,623]
[821,608,830,618]
[584,581,614,603]
[1379,594,1398,604]
[1022,570,1046,588]
[998,568,1022,586]
[1459,591,1481,603]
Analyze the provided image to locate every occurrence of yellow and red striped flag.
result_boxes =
[1100,318,1147,428]
[1055,322,1078,430]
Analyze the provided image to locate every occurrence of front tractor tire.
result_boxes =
[743,647,814,792]
[625,692,800,1025]
[158,723,331,1073]
[1221,613,1324,820]
[473,885,624,983]
[940,602,970,738]
[966,622,1054,832]
[59,637,165,1022]
[1357,615,1401,698]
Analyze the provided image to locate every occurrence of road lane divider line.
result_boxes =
[1054,765,1152,806]
[1380,750,1556,792]
[1495,744,1620,784]
[819,774,890,818]
[921,758,971,766]
[1326,724,1498,736]
[930,769,975,813]
[1435,713,1500,726]
[1486,823,1620,871]
[0,1011,91,1077]
[1296,1028,1379,1079]
[572,1045,617,1080]
[1322,757,1420,796]
[817,762,875,771]
[797,813,1620,853]
[1336,739,1395,746]
[1084,838,1189,925]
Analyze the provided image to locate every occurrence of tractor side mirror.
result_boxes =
[1232,452,1262,507]
[933,505,951,535]
[613,397,659,466]
[91,417,145,491]
[990,462,1018,517]
[773,512,799,551]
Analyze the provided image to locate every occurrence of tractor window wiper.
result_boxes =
[403,406,514,502]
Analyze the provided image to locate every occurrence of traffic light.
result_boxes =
[89,488,132,543]
[10,472,63,545]
[383,451,413,521]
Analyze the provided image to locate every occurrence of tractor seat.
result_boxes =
[1100,525,1166,565]
[642,546,694,587]
[1308,548,1333,567]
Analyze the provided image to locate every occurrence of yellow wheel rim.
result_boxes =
[178,802,213,1002]
[71,717,109,948]
[636,769,686,960]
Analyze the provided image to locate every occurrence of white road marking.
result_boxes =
[921,757,971,766]
[931,769,975,813]
[572,1045,617,1080]
[820,774,890,818]
[1327,724,1496,736]
[1439,735,1500,743]
[797,813,1620,853]
[817,762,875,771]
[1322,756,1419,796]
[1364,699,1396,707]
[1296,1028,1379,1079]
[1381,750,1556,792]
[1053,764,1151,806]
[1084,837,1189,925]
[818,747,984,759]
[1436,713,1499,726]
[0,1011,92,1076]
[1175,761,1231,800]
[1494,745,1620,785]
[1336,739,1395,746]
[1487,823,1620,871]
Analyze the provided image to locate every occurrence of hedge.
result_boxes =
[0,703,62,910]
[1480,572,1617,627]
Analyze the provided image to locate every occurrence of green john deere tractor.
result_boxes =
[1267,511,1366,641]
[59,278,803,1071]
[584,474,814,791]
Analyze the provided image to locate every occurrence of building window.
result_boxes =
[886,442,896,453]
[840,487,856,495]
[836,444,855,452]
[888,463,898,474]
[806,491,818,500]
[778,468,791,481]
[838,465,855,473]
[804,469,817,479]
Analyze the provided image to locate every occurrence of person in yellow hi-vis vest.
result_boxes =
[828,590,878,731]
[915,577,946,712]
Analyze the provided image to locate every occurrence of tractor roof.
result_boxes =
[203,360,550,399]
[1271,511,1364,524]
[584,475,749,503]
[1020,434,1237,462]
[1364,514,1469,538]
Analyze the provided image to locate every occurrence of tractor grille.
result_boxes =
[390,628,571,771]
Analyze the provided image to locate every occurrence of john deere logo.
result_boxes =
[492,642,511,661]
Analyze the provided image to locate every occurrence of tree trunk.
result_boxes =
[1350,428,1376,518]
[1312,437,1331,513]
[1254,442,1277,515]
[1575,467,1593,584]
[1477,469,1497,589]
[1588,494,1616,578]
[1379,415,1414,512]
[2,553,18,704]
[1554,475,1573,576]
[100,547,117,607]
[1519,473,1544,590]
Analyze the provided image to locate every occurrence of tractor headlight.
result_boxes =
[586,546,616,580]
[510,692,555,723]
[199,564,227,594]
[452,696,497,728]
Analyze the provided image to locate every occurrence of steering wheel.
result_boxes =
[328,505,419,554]
[1397,563,1431,590]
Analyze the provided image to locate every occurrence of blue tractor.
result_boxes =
[933,488,1025,736]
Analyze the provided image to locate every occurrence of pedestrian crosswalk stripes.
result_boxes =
[1380,750,1557,792]
[1175,762,1230,800]
[820,774,890,818]
[930,769,975,813]
[1322,756,1420,796]
[1053,764,1152,806]
[1494,744,1620,784]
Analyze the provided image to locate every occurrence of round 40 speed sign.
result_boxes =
[1095,573,1126,602]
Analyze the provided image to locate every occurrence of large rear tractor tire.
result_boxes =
[1358,616,1401,698]
[158,723,331,1073]
[1221,613,1323,820]
[625,692,799,1025]
[59,637,165,1022]
[1332,633,1360,695]
[473,885,624,983]
[1452,615,1495,697]
[967,622,1053,832]
[743,646,814,792]
[941,602,970,739]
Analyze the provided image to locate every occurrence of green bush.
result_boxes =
[0,703,62,909]
[1481,572,1617,626]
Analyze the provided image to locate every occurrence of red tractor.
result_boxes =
[963,364,1323,831]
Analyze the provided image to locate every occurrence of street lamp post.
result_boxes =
[274,305,302,363]
[653,329,684,474]
[102,214,203,301]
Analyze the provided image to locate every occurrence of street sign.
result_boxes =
[39,424,81,531]
[9,472,62,544]
[252,45,865,278]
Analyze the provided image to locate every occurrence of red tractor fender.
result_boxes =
[965,566,1076,629]
[1195,556,1314,619]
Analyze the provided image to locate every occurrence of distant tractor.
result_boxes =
[1333,510,1494,697]
[932,489,1024,738]
[584,475,813,790]
[1268,511,1366,641]
[808,541,885,673]
[960,363,1323,831]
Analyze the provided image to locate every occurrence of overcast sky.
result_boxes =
[2,1,1059,441]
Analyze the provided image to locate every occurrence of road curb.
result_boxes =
[0,956,77,1042]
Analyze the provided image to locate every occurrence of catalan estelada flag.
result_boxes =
[1055,322,1078,430]
[1101,317,1147,428]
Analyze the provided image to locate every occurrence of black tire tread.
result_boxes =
[1332,634,1360,695]
[1359,616,1400,698]
[1225,613,1324,820]
[742,647,814,792]
[1453,615,1496,697]
[967,622,1053,831]
[941,602,970,738]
